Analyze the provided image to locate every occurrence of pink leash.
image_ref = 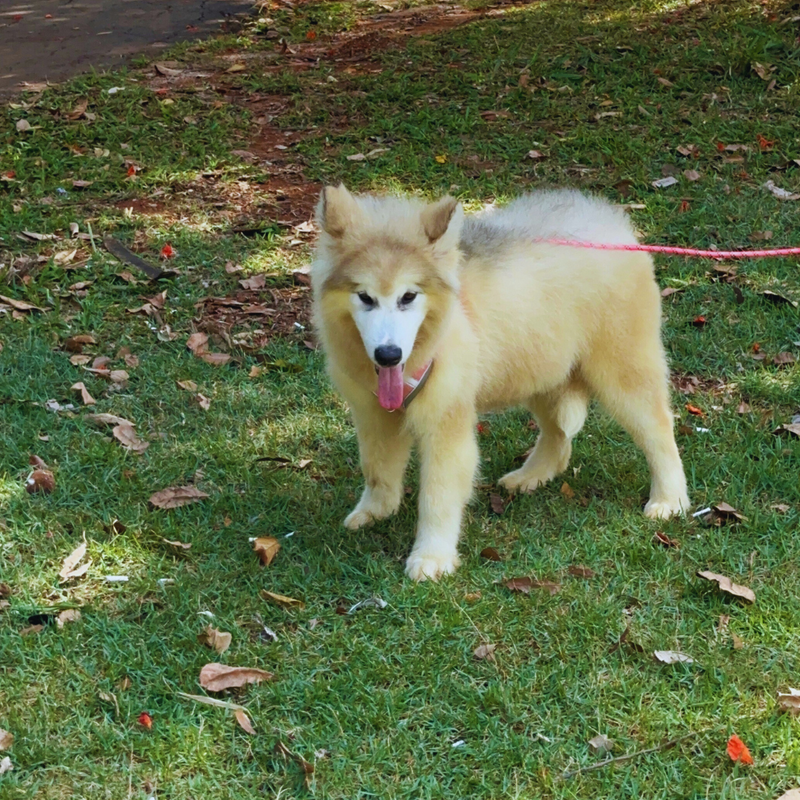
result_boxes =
[540,238,800,259]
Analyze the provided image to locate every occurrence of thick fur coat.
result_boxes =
[312,185,689,581]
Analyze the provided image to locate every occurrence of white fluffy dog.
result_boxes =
[311,184,689,581]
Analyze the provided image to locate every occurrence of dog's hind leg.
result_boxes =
[499,382,589,493]
[583,356,689,519]
[344,401,412,530]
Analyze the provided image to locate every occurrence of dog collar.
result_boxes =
[401,360,433,409]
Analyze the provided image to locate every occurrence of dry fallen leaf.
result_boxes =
[275,741,314,777]
[112,423,149,454]
[85,412,135,427]
[70,382,96,406]
[711,502,747,523]
[489,493,507,514]
[253,537,280,567]
[0,294,43,312]
[149,485,209,509]
[654,650,694,664]
[560,482,575,499]
[0,730,13,751]
[588,734,614,754]
[504,576,561,595]
[195,393,211,411]
[568,565,594,578]
[480,546,502,562]
[473,643,497,660]
[774,423,800,438]
[198,663,273,692]
[235,708,256,734]
[777,688,800,715]
[199,352,232,367]
[261,589,304,609]
[239,275,266,290]
[56,608,81,629]
[764,180,800,201]
[0,756,11,774]
[26,469,55,494]
[697,570,755,603]
[197,625,232,654]
[186,332,209,354]
[177,380,198,392]
[162,538,191,550]
[776,790,800,800]
[59,541,88,582]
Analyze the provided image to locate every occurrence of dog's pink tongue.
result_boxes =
[377,365,404,410]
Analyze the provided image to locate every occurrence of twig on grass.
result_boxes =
[561,730,707,779]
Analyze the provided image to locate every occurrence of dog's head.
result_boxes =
[312,184,463,410]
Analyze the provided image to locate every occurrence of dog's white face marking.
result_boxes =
[350,288,427,366]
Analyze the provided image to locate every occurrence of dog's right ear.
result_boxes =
[316,183,360,238]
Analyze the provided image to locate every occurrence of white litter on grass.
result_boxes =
[107,87,124,94]
[293,322,306,331]
[452,740,466,748]
[157,578,175,587]
[285,531,295,538]
[692,507,712,518]
[198,610,215,618]
[695,427,711,433]
[104,575,129,582]
[347,596,387,614]
[652,176,679,189]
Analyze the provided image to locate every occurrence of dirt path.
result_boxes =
[0,0,254,97]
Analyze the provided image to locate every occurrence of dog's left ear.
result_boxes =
[316,183,361,238]
[421,195,463,247]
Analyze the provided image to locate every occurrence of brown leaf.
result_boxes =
[0,730,13,751]
[761,290,798,308]
[70,382,96,406]
[177,380,198,392]
[85,412,134,427]
[775,423,800,438]
[260,589,304,609]
[253,537,280,566]
[568,565,594,578]
[711,502,747,522]
[162,538,192,550]
[239,275,266,290]
[654,530,680,549]
[26,469,55,494]
[199,352,232,367]
[685,403,704,417]
[773,352,796,366]
[473,643,497,660]
[20,624,44,636]
[63,334,97,352]
[683,169,701,182]
[56,608,81,629]
[197,625,232,654]
[195,393,211,410]
[504,577,561,595]
[275,741,314,775]
[489,493,507,514]
[777,689,800,715]
[0,294,43,312]
[560,481,575,499]
[112,423,149,454]
[186,332,209,354]
[29,454,48,470]
[771,503,791,513]
[59,541,87,581]
[661,286,683,298]
[480,546,502,562]
[149,485,209,509]
[198,663,273,692]
[235,708,256,734]
[737,402,751,414]
[697,570,755,603]
[70,354,91,366]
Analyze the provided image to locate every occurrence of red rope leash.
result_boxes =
[540,238,800,259]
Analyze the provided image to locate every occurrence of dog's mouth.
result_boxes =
[375,364,405,411]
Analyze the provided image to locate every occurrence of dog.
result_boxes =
[311,184,690,581]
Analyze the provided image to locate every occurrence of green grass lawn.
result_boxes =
[1,1,800,797]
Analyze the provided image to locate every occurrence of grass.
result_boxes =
[1,0,800,797]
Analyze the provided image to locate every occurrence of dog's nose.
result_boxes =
[374,345,403,367]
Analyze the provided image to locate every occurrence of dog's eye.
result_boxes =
[357,292,376,307]
[400,292,417,306]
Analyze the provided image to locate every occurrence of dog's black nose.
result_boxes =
[374,345,403,367]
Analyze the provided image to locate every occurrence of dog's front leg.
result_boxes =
[344,400,412,530]
[406,406,479,581]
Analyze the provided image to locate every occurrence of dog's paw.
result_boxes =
[644,495,690,520]
[343,508,376,530]
[498,466,552,494]
[405,550,460,582]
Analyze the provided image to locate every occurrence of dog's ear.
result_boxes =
[421,195,463,246]
[316,183,360,238]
